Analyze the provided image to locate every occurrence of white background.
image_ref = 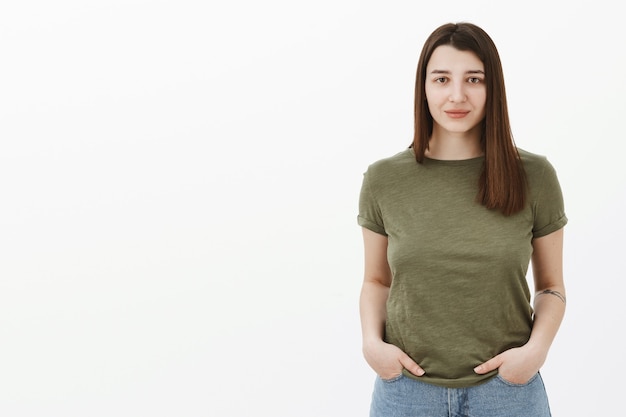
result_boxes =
[1,1,624,416]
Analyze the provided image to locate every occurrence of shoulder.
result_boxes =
[517,148,563,199]
[364,148,416,179]
[517,148,557,179]
[518,147,549,167]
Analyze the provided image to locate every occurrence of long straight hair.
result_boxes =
[412,22,526,216]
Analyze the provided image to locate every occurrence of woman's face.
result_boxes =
[425,45,486,137]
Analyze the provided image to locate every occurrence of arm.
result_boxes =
[527,227,567,363]
[474,228,566,382]
[359,228,425,378]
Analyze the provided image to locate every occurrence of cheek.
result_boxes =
[424,86,435,103]
[474,90,487,108]
[424,89,439,112]
[425,100,437,118]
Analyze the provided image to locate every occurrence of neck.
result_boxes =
[425,126,483,160]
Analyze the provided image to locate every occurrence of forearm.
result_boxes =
[526,229,566,362]
[527,286,566,360]
[359,280,390,346]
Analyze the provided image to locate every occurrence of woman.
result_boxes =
[357,22,567,416]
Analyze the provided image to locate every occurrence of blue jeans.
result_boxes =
[370,373,551,417]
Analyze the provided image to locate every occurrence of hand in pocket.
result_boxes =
[363,340,425,380]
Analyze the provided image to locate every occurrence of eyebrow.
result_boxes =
[430,69,485,74]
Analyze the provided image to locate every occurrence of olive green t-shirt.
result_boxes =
[357,148,567,388]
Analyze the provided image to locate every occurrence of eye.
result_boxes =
[468,77,483,84]
[434,77,448,84]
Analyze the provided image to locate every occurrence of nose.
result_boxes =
[448,82,467,103]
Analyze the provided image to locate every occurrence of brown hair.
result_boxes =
[412,22,526,216]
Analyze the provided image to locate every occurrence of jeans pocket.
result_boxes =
[496,372,539,387]
[379,373,404,383]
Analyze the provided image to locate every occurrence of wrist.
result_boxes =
[362,336,385,351]
[523,339,549,363]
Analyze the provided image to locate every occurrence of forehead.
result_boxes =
[426,45,484,72]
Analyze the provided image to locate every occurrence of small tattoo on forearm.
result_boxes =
[539,289,566,304]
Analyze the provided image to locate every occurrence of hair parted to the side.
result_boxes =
[412,22,527,216]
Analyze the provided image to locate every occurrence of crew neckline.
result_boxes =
[404,148,484,166]
[423,155,484,166]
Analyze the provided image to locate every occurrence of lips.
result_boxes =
[445,110,470,119]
